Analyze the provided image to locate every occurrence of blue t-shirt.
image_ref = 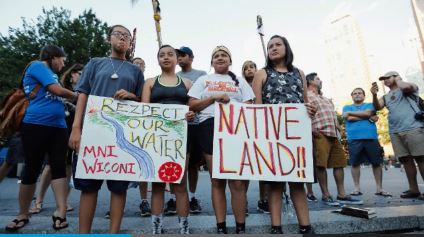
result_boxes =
[23,61,66,128]
[343,103,378,140]
[76,57,144,97]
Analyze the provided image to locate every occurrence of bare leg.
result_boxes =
[414,157,424,183]
[205,153,227,223]
[5,183,36,229]
[228,180,246,223]
[372,165,383,192]
[316,167,330,198]
[333,168,346,197]
[172,165,189,217]
[401,157,419,193]
[306,183,313,195]
[139,182,148,199]
[79,191,98,233]
[50,177,68,228]
[259,181,269,200]
[268,182,283,226]
[289,183,310,226]
[151,183,165,215]
[34,165,52,207]
[109,191,127,233]
[351,165,361,193]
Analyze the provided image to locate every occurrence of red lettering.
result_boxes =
[269,107,282,140]
[219,103,234,134]
[83,146,96,158]
[276,142,295,175]
[127,163,136,174]
[104,162,111,174]
[82,158,97,174]
[234,107,250,138]
[239,141,254,175]
[96,161,104,173]
[253,141,276,175]
[285,107,301,140]
[219,138,237,174]
[246,107,268,139]
[107,145,118,158]
[97,146,107,157]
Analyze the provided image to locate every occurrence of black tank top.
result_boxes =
[150,75,188,105]
[262,67,304,104]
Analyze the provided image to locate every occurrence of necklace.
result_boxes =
[109,57,125,80]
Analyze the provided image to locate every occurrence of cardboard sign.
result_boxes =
[212,103,313,182]
[75,95,188,183]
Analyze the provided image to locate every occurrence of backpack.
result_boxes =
[0,62,40,146]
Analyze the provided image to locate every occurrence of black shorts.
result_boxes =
[188,124,203,166]
[72,153,129,193]
[198,118,214,155]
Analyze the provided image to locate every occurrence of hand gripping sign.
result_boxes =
[212,102,314,182]
[75,95,188,183]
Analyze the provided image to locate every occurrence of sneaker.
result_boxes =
[270,226,283,234]
[307,194,318,202]
[189,197,202,214]
[321,196,340,206]
[257,200,270,213]
[336,195,363,205]
[152,215,164,234]
[139,200,151,217]
[400,191,420,199]
[178,216,190,234]
[164,198,177,215]
[104,211,110,219]
[217,227,227,234]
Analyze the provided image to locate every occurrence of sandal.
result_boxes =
[400,191,420,199]
[5,218,29,232]
[52,215,69,230]
[350,191,363,196]
[29,201,43,214]
[375,191,392,197]
[66,206,74,212]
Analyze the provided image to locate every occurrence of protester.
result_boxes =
[251,35,315,234]
[141,45,194,234]
[188,46,255,234]
[176,46,207,214]
[131,57,151,217]
[371,72,424,200]
[68,24,144,233]
[343,87,391,197]
[5,45,78,232]
[28,63,84,214]
[306,72,363,207]
[241,60,270,214]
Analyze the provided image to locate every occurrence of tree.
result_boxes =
[0,7,110,99]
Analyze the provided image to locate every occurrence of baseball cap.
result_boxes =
[379,71,399,81]
[176,46,193,57]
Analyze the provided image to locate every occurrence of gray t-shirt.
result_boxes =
[177,69,207,83]
[384,88,423,133]
[177,69,207,124]
[76,57,144,97]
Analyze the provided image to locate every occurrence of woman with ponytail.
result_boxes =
[188,46,255,234]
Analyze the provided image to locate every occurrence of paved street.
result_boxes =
[1,165,424,233]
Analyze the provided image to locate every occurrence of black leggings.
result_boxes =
[21,123,68,184]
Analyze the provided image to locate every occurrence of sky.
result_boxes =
[0,0,421,96]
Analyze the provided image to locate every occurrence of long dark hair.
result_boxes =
[265,35,294,72]
[39,45,66,69]
[60,63,84,90]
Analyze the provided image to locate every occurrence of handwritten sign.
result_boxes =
[75,95,188,183]
[212,103,313,182]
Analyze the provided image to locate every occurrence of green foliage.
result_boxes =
[0,7,110,100]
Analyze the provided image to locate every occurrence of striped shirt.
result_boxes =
[307,90,339,138]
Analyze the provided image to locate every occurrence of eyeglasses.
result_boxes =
[111,31,132,41]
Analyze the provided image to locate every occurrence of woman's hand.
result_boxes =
[185,111,195,122]
[68,128,81,152]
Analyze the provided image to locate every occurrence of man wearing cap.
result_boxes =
[343,88,391,197]
[175,46,207,214]
[306,72,363,206]
[371,71,424,200]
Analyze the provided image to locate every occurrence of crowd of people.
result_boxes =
[1,23,424,234]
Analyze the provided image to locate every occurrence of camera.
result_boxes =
[415,111,424,121]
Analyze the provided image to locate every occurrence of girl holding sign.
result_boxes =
[188,46,255,234]
[142,45,194,234]
[252,35,316,234]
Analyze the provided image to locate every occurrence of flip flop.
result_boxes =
[52,215,68,230]
[5,218,29,232]
[29,202,43,214]
[375,191,392,197]
[66,206,74,212]
[350,191,363,196]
